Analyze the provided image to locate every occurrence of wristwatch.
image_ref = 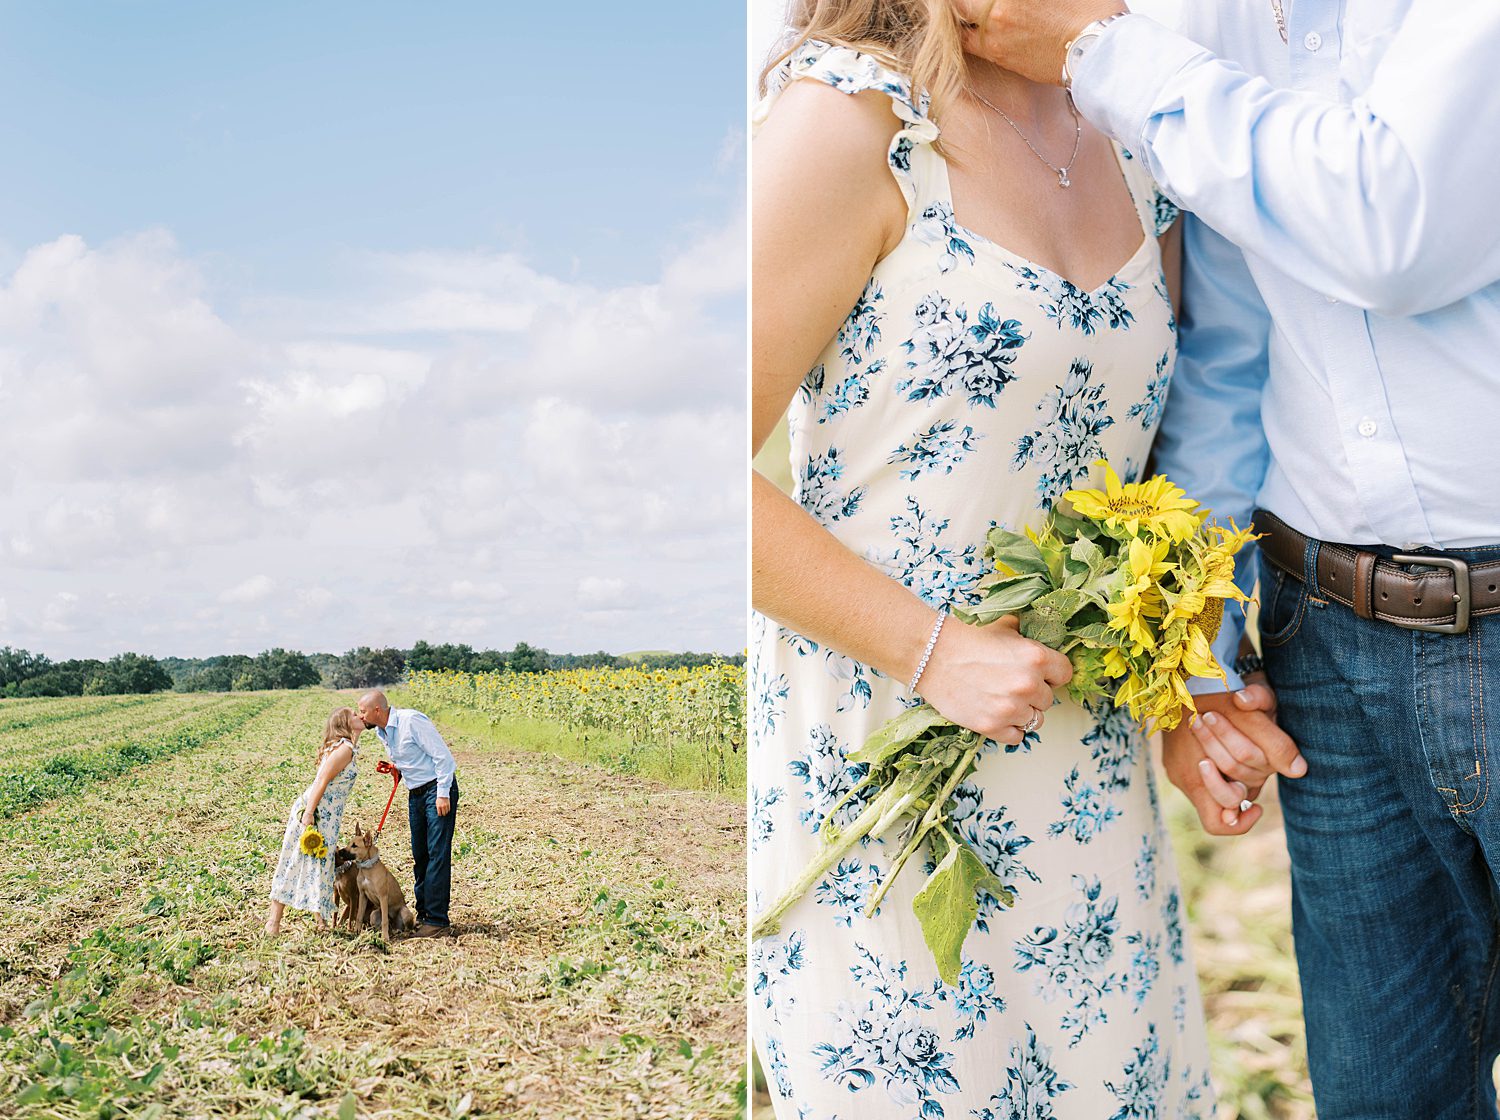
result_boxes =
[1233,652,1265,679]
[1063,11,1131,88]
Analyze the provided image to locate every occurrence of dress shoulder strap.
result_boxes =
[755,39,943,218]
[1111,142,1181,239]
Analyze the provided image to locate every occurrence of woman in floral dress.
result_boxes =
[750,3,1214,1116]
[265,706,363,935]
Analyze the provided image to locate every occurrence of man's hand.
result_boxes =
[957,0,1127,87]
[1161,681,1307,835]
[436,796,451,817]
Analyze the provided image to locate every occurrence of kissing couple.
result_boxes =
[265,691,462,942]
[750,0,1498,1117]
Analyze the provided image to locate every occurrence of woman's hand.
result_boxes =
[917,615,1074,745]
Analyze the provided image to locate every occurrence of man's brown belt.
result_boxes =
[1254,509,1500,635]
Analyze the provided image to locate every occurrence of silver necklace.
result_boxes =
[1271,0,1289,42]
[969,87,1083,188]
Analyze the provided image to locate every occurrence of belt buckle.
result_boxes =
[1389,554,1471,635]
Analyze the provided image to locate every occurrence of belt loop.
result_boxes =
[1301,533,1321,594]
[1352,551,1378,620]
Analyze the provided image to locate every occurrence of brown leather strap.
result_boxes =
[1256,509,1500,629]
[1352,551,1377,620]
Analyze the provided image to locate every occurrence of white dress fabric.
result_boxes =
[750,42,1214,1120]
[269,737,358,921]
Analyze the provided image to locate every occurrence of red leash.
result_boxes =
[375,760,402,838]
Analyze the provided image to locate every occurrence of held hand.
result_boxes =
[1162,679,1307,835]
[956,0,1127,87]
[436,796,451,817]
[918,615,1074,746]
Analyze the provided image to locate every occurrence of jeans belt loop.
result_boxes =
[1301,532,1322,595]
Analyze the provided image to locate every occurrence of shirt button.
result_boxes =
[1325,294,1338,304]
[1304,30,1323,51]
[1358,418,1378,438]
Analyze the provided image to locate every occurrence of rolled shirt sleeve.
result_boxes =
[1071,4,1500,316]
[406,711,457,798]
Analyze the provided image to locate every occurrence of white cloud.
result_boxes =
[0,215,745,659]
[220,575,276,604]
[577,576,635,611]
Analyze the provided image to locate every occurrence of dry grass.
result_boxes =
[0,691,746,1119]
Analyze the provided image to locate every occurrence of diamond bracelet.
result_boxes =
[909,604,950,696]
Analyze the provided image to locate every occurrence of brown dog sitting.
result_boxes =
[348,822,416,941]
[333,846,372,931]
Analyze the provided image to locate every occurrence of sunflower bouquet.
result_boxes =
[751,461,1254,984]
[299,826,329,861]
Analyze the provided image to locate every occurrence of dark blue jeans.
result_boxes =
[409,776,458,927]
[1260,541,1500,1120]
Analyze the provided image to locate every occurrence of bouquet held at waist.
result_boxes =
[752,461,1257,983]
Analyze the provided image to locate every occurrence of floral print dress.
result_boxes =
[750,42,1214,1120]
[269,738,358,921]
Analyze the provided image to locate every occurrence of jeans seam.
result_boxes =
[1471,926,1500,1115]
[1459,625,1490,814]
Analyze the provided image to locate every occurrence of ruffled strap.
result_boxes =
[755,39,942,217]
[1113,143,1181,239]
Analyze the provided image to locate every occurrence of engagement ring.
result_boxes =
[1021,711,1041,734]
[1240,799,1254,813]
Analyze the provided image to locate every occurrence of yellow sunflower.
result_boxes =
[299,827,325,858]
[1064,461,1205,543]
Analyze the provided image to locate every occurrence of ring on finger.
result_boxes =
[1239,798,1254,813]
[1021,710,1041,734]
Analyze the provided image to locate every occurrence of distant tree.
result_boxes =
[0,647,51,692]
[469,648,506,673]
[16,659,105,697]
[95,652,173,694]
[505,641,550,674]
[328,647,406,689]
[255,648,321,690]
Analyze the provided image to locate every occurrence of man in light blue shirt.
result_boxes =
[965,0,1500,1113]
[358,690,460,937]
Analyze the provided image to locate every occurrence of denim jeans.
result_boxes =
[1260,539,1500,1120]
[408,776,458,927]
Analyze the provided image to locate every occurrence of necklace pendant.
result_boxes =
[1058,171,1071,188]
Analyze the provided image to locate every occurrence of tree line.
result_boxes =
[0,642,745,698]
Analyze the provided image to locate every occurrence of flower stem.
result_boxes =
[750,761,936,941]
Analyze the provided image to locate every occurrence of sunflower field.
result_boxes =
[405,662,746,794]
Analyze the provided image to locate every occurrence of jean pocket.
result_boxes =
[1259,560,1308,648]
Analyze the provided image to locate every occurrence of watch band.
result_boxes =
[1233,652,1265,679]
[1062,12,1131,88]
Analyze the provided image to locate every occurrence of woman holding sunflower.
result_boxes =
[748,1,1290,1114]
[264,706,363,935]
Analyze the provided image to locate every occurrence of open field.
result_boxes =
[406,664,746,795]
[0,690,746,1119]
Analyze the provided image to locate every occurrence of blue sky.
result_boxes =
[0,2,741,287]
[0,2,746,660]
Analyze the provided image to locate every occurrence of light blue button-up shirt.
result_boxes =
[1071,0,1500,689]
[376,708,457,798]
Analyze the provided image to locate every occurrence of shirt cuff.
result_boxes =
[437,783,451,799]
[1070,13,1209,152]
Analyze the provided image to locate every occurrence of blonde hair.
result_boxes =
[762,0,993,138]
[319,707,358,763]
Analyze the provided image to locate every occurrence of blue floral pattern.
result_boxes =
[751,39,1208,1120]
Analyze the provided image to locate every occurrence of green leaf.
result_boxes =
[1019,589,1088,649]
[848,705,950,767]
[985,528,1050,577]
[338,1094,358,1120]
[912,842,1007,986]
[971,574,1051,619]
